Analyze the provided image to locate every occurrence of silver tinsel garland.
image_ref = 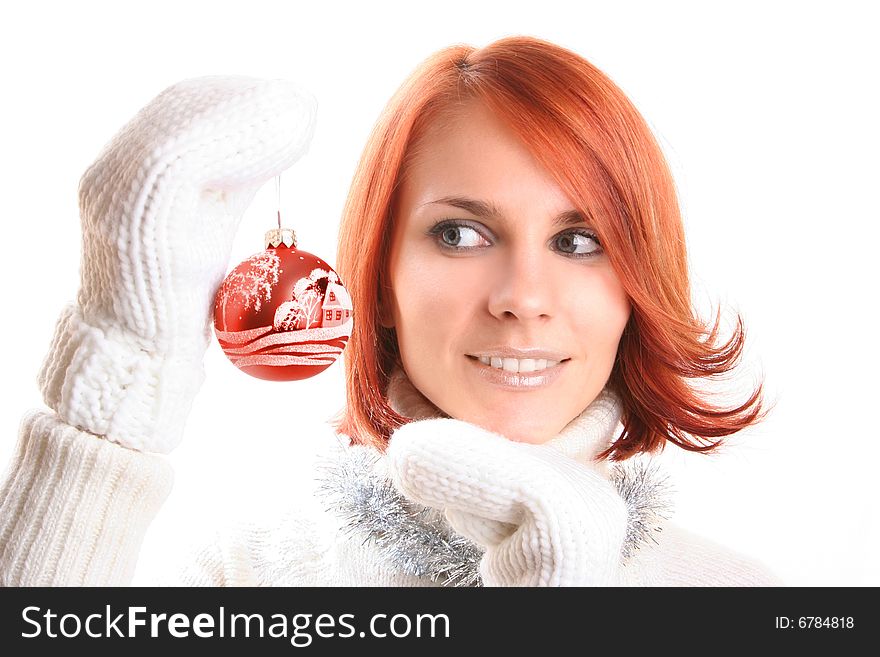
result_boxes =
[317,445,672,586]
[611,459,674,561]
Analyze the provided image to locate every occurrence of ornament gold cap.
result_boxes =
[265,228,297,249]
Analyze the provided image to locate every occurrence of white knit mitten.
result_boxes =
[37,76,317,453]
[386,419,628,586]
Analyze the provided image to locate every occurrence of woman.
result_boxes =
[0,36,781,586]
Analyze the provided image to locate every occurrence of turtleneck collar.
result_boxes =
[384,365,623,474]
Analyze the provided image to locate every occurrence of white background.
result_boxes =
[0,0,877,586]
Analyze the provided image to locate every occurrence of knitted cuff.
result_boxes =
[38,304,206,453]
[0,409,174,586]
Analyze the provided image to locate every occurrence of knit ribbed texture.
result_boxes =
[0,410,173,585]
[385,390,627,586]
[38,304,206,453]
[37,75,317,453]
[0,376,782,587]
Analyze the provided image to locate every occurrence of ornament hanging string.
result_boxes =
[275,174,282,230]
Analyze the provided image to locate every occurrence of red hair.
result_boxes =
[332,36,771,460]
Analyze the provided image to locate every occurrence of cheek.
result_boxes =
[572,268,631,355]
[391,251,475,349]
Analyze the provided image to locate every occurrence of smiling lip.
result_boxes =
[465,347,571,361]
[466,354,567,390]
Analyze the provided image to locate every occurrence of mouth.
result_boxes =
[466,354,571,374]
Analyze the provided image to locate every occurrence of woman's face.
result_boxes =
[382,100,631,444]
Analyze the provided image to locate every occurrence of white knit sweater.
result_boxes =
[0,366,782,587]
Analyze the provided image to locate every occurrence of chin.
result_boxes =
[477,417,556,445]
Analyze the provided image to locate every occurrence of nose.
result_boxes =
[486,247,555,321]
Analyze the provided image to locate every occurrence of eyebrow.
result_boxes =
[423,195,589,227]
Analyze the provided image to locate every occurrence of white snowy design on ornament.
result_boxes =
[215,250,281,331]
[321,280,353,328]
[273,267,336,331]
[216,319,353,369]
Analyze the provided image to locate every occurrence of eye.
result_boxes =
[553,230,602,258]
[428,220,491,251]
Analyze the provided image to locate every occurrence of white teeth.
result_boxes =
[475,356,562,373]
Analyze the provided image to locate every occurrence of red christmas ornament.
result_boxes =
[213,228,353,381]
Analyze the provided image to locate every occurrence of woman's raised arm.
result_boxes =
[0,76,317,585]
